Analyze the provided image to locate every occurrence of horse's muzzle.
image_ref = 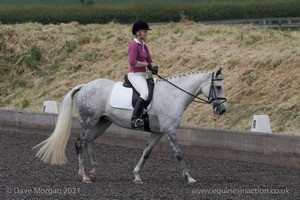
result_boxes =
[213,107,226,115]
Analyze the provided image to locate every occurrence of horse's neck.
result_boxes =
[164,72,211,110]
[171,72,211,94]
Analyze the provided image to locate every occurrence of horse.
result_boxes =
[34,68,227,184]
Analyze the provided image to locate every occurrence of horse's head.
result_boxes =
[201,68,227,115]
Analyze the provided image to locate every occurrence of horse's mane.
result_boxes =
[157,70,210,81]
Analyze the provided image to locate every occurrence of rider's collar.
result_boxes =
[134,38,146,52]
[134,38,145,46]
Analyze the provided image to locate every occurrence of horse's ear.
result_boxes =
[216,68,223,77]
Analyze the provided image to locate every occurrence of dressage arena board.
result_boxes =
[0,109,300,199]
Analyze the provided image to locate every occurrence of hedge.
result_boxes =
[0,1,299,24]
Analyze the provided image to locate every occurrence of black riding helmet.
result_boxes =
[132,19,151,35]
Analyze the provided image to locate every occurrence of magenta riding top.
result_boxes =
[128,38,153,73]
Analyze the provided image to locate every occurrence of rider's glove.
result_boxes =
[151,66,158,75]
[147,64,158,75]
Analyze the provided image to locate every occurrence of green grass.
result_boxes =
[31,45,42,61]
[21,99,29,109]
[247,75,259,86]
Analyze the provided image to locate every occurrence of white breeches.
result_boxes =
[128,72,149,101]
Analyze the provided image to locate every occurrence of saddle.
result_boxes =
[123,75,155,109]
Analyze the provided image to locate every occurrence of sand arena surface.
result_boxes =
[1,130,300,199]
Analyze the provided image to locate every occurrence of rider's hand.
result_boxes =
[147,64,153,71]
[147,64,158,75]
[152,66,158,75]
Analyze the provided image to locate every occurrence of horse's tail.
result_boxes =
[33,84,84,165]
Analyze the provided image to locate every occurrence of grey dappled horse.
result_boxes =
[34,68,227,184]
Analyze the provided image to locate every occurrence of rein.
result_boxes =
[156,72,227,106]
[156,74,211,104]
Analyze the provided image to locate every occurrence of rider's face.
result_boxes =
[137,30,148,40]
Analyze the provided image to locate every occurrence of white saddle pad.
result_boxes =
[110,81,154,111]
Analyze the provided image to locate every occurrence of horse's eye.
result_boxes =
[216,85,221,89]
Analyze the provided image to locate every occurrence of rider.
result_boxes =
[128,19,158,128]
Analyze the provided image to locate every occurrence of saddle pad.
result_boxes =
[110,82,134,110]
[110,81,154,111]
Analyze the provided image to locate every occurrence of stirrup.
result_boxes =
[132,118,144,128]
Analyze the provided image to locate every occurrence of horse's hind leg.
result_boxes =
[133,132,163,184]
[86,118,112,182]
[165,129,196,184]
[75,133,91,183]
[86,143,97,182]
[75,119,111,183]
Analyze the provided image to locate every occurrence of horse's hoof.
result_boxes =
[188,177,197,184]
[82,178,92,184]
[88,172,96,182]
[133,179,143,184]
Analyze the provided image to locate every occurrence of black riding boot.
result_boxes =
[131,97,146,128]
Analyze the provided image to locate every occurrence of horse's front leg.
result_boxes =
[165,129,196,184]
[133,132,163,184]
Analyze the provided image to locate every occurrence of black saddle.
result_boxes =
[123,75,155,109]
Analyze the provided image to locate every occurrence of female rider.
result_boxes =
[128,19,158,128]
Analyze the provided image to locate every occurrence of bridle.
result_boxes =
[207,72,227,109]
[156,72,227,108]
